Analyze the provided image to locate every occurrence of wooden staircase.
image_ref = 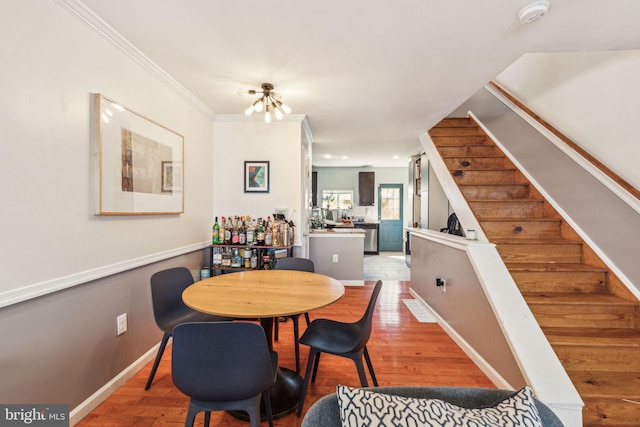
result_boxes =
[429,117,640,426]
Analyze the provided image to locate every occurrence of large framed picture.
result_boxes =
[91,94,184,215]
[244,161,270,193]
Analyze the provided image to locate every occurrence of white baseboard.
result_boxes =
[341,280,365,286]
[69,343,160,426]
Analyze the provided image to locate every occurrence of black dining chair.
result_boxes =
[296,280,382,417]
[273,257,314,373]
[172,322,278,427]
[145,267,234,390]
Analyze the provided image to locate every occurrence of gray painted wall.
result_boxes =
[0,251,205,407]
[410,235,525,388]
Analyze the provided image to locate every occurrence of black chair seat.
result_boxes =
[299,318,365,354]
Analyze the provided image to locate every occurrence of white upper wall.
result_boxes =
[212,116,306,247]
[0,1,215,301]
[495,50,640,191]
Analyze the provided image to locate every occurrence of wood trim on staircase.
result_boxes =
[489,81,640,202]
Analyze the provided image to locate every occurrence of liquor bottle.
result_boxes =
[212,247,222,266]
[221,248,231,267]
[246,220,255,245]
[264,222,272,246]
[250,250,258,269]
[212,216,220,245]
[231,248,242,268]
[239,219,247,245]
[232,217,240,244]
[224,216,232,244]
[257,221,265,245]
[219,217,226,244]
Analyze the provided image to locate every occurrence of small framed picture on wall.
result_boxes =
[244,161,270,193]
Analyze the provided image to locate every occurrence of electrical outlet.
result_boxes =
[117,313,128,336]
[332,254,339,262]
[436,278,446,293]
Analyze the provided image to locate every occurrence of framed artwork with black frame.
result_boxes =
[244,161,270,193]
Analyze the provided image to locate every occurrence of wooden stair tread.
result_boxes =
[506,263,607,273]
[543,327,640,346]
[468,198,542,202]
[492,238,582,244]
[567,370,640,399]
[444,155,505,159]
[523,292,636,305]
[460,183,529,187]
[433,118,476,127]
[451,168,517,172]
[480,218,561,223]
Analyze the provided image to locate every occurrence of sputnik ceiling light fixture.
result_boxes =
[240,83,291,123]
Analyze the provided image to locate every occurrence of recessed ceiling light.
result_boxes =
[342,156,348,160]
[323,154,332,159]
[392,155,400,159]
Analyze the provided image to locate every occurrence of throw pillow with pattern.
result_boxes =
[337,385,543,427]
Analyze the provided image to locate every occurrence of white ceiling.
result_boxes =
[78,0,640,167]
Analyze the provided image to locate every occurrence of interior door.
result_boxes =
[378,184,403,251]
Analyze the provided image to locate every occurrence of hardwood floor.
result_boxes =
[77,280,494,426]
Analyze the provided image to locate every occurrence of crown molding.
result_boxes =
[53,0,216,120]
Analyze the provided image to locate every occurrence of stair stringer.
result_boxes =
[417,132,584,427]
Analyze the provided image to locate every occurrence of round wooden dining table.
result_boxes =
[182,269,345,419]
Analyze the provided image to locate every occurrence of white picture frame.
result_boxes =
[91,94,184,215]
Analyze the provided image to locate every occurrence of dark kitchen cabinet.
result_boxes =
[312,171,318,207]
[358,172,375,206]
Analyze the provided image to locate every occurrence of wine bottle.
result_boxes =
[212,216,220,245]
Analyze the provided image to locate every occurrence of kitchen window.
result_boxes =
[322,190,353,209]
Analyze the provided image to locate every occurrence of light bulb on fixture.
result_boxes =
[280,103,291,114]
[274,106,283,120]
[264,104,272,123]
[253,98,264,113]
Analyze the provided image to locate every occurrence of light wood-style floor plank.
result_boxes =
[77,280,493,426]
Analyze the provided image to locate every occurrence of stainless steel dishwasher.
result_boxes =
[354,222,379,255]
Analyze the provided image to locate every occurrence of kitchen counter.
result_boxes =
[310,228,365,235]
[309,229,364,285]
